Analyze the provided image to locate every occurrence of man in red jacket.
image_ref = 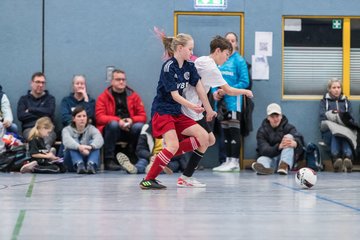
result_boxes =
[96,69,147,171]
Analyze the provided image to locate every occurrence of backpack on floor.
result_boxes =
[304,142,323,172]
[0,145,30,172]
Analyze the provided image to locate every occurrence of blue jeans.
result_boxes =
[64,149,100,171]
[6,123,19,134]
[135,158,148,174]
[331,135,352,159]
[103,121,143,159]
[167,160,181,173]
[257,147,295,170]
[322,130,352,159]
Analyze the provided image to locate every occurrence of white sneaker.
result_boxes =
[116,152,137,174]
[177,176,206,188]
[216,160,240,172]
[212,161,228,171]
[229,161,240,172]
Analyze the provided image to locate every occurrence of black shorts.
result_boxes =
[196,118,212,133]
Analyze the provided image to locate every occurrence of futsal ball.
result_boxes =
[295,167,317,189]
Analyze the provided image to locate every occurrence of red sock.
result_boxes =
[145,148,173,180]
[174,137,200,157]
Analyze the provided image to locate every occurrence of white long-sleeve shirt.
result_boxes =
[0,94,14,124]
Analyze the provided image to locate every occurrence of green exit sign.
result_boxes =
[332,19,342,29]
[195,0,227,9]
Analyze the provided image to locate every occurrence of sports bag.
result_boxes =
[304,142,323,172]
[0,145,30,172]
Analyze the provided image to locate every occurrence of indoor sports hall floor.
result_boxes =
[1,170,359,240]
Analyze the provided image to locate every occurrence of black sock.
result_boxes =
[182,150,204,177]
[229,126,241,158]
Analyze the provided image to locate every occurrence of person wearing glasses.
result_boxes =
[96,69,146,171]
[17,72,56,150]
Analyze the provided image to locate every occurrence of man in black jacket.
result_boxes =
[17,72,56,149]
[252,103,304,175]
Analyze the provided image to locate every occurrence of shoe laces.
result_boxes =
[153,179,162,184]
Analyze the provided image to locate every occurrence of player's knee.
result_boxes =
[208,135,216,147]
[197,132,210,148]
[166,143,179,154]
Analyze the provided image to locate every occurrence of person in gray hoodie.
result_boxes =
[62,105,103,174]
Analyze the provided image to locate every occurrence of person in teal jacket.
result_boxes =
[212,32,250,172]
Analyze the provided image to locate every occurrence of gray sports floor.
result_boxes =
[0,170,359,240]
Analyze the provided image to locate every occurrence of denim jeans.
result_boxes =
[322,130,352,159]
[331,135,352,159]
[135,158,148,174]
[256,134,295,170]
[64,149,100,171]
[103,121,144,159]
[6,123,19,134]
[257,147,295,170]
[167,160,181,173]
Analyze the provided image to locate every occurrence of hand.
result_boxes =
[79,145,91,155]
[124,118,133,126]
[119,118,131,131]
[47,152,59,161]
[2,120,11,128]
[244,90,253,98]
[191,104,205,114]
[280,137,296,149]
[213,89,224,101]
[78,87,89,102]
[206,110,217,122]
[150,155,156,162]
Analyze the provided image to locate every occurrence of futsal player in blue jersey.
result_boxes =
[139,33,216,190]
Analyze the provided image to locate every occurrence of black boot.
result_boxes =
[105,159,122,171]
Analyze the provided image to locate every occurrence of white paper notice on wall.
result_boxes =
[255,32,273,56]
[252,55,269,80]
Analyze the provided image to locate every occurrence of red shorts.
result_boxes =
[152,113,197,139]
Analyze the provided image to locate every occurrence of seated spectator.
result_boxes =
[135,123,186,174]
[252,103,304,175]
[17,72,56,149]
[20,117,65,174]
[0,122,5,153]
[96,69,146,171]
[0,85,18,133]
[62,106,104,174]
[60,74,95,127]
[319,78,357,173]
